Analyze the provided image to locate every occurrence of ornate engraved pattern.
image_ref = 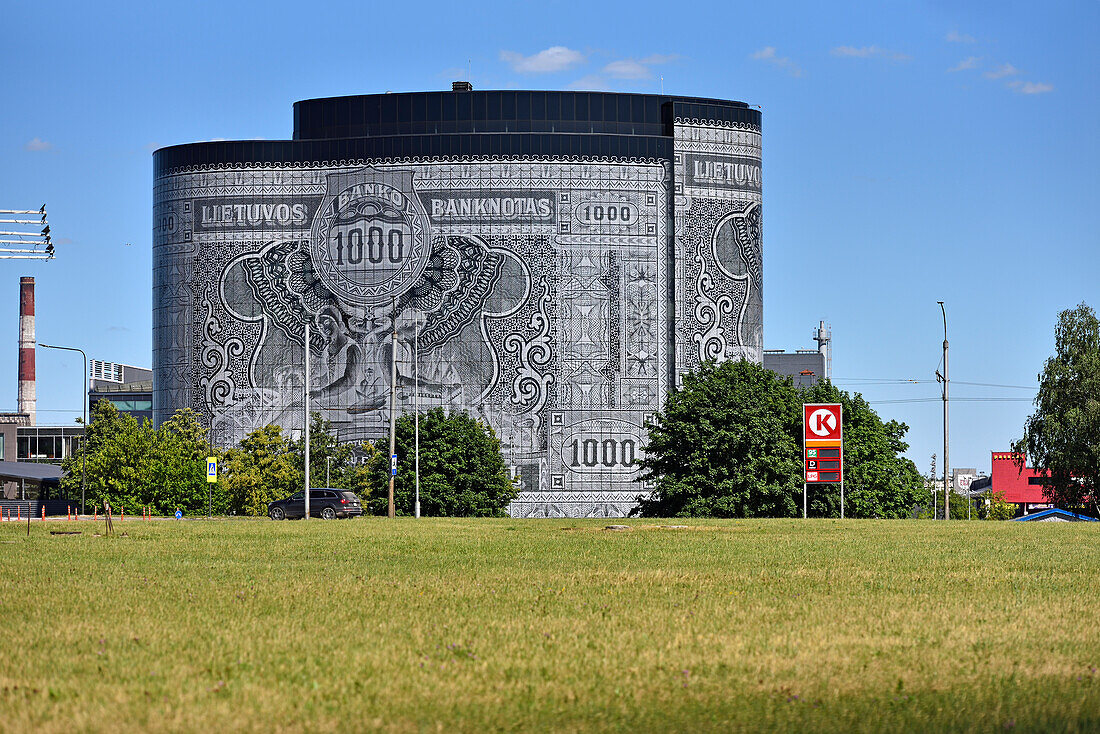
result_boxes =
[198,293,245,407]
[691,251,738,361]
[503,277,554,415]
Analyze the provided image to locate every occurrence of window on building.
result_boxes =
[108,399,153,412]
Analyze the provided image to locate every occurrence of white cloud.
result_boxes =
[1007,80,1053,94]
[602,60,651,79]
[500,46,585,74]
[946,30,976,43]
[948,56,981,72]
[600,54,677,80]
[565,74,610,91]
[831,45,912,61]
[750,47,803,77]
[24,137,52,151]
[983,63,1019,79]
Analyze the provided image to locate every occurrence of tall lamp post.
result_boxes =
[387,299,397,519]
[414,313,420,519]
[304,321,311,520]
[38,343,86,515]
[936,302,949,521]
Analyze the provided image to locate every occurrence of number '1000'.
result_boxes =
[568,438,636,469]
[332,226,406,265]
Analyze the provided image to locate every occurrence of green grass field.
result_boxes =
[1,517,1097,733]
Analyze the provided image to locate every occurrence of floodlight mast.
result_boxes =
[0,206,53,259]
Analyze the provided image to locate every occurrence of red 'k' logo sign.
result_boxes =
[804,404,842,440]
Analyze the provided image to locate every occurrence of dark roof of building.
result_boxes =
[156,89,760,174]
[0,461,65,482]
[969,476,992,492]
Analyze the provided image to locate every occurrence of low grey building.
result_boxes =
[88,361,153,423]
[763,350,826,388]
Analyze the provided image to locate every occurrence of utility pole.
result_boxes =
[304,321,310,521]
[387,299,397,519]
[937,302,949,521]
[414,314,420,519]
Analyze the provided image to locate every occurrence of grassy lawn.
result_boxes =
[0,517,1097,733]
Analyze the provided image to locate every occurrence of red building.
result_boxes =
[990,451,1051,506]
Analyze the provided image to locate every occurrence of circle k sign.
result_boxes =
[804,404,843,441]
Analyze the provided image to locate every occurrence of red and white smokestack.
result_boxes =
[18,276,36,425]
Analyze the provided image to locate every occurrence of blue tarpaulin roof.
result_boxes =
[1014,508,1098,522]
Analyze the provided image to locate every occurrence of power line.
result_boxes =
[832,377,1035,389]
[869,397,1032,405]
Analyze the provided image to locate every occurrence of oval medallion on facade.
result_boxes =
[310,180,430,305]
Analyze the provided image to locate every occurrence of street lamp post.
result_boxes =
[387,299,397,519]
[38,343,86,515]
[414,314,420,519]
[304,321,310,520]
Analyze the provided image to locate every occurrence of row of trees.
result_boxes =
[59,365,927,519]
[59,405,517,517]
[59,301,1093,519]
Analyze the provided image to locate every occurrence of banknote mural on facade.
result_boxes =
[154,114,762,517]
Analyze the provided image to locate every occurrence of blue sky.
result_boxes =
[1,0,1096,474]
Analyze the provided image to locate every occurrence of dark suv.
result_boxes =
[268,489,363,520]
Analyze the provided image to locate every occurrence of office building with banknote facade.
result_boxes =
[153,85,762,518]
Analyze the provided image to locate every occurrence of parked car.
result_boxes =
[268,489,363,520]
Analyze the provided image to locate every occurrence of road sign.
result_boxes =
[174,509,182,520]
[391,454,398,477]
[803,404,842,483]
[206,457,218,483]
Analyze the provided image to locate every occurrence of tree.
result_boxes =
[1012,303,1100,515]
[221,424,301,516]
[634,360,803,517]
[986,489,1016,521]
[289,413,362,491]
[634,359,924,518]
[60,402,213,515]
[357,408,517,516]
[148,408,219,515]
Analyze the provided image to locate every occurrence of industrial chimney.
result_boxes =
[18,276,35,425]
